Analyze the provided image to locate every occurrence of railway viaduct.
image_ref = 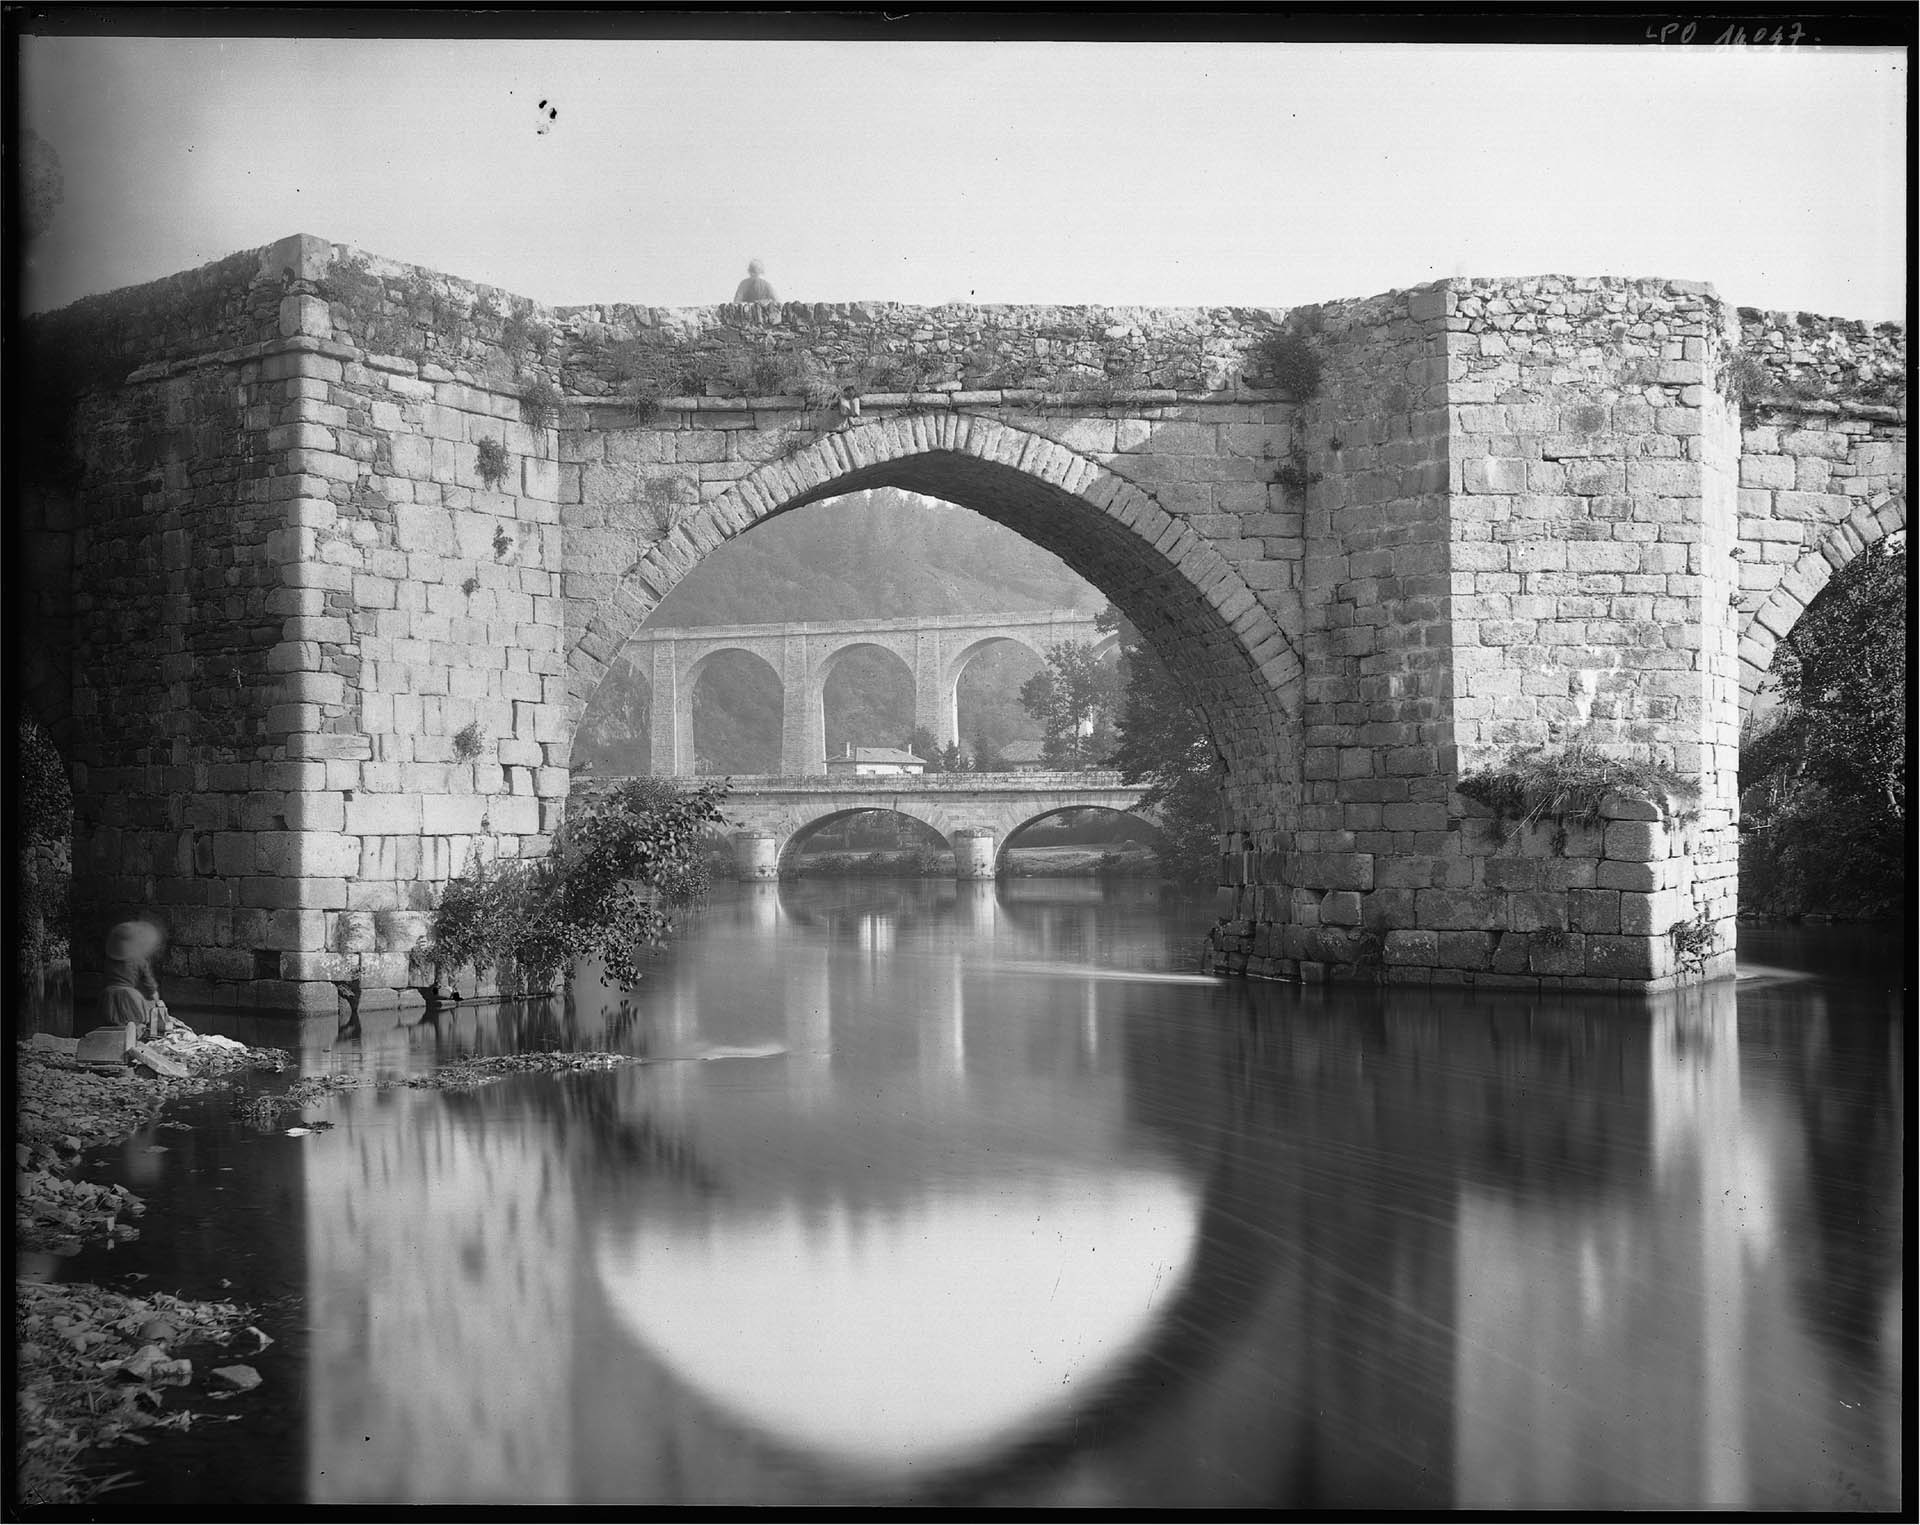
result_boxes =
[614,609,1113,777]
[17,233,1906,1011]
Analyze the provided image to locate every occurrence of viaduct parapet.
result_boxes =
[19,233,1906,1012]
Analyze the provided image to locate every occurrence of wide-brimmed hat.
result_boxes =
[105,920,163,961]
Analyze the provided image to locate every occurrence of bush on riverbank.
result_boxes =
[429,777,729,992]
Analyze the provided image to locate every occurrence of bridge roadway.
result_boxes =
[573,770,1153,878]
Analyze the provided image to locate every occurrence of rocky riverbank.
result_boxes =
[14,1027,294,1509]
[12,1021,664,1510]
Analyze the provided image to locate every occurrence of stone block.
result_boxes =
[212,833,255,877]
[301,832,364,878]
[1603,819,1666,861]
[76,1024,138,1063]
[344,793,423,835]
[1287,851,1374,892]
[1596,858,1664,893]
[1619,887,1688,936]
[421,795,487,834]
[1413,888,1506,930]
[1508,891,1568,932]
[1586,934,1660,982]
[1320,891,1363,926]
[360,952,416,990]
[1568,888,1621,934]
[1527,932,1586,976]
[281,950,357,982]
[1436,931,1494,971]
[1382,930,1439,966]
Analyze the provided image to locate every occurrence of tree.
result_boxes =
[1018,640,1118,769]
[1100,607,1225,884]
[908,725,943,770]
[940,741,966,773]
[1738,537,1906,919]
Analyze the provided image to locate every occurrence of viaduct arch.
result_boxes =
[18,233,1905,1012]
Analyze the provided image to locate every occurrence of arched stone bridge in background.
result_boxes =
[616,609,1113,776]
[20,231,1905,1012]
[575,770,1154,879]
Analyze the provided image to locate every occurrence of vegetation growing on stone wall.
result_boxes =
[451,721,485,761]
[474,438,510,489]
[322,256,475,362]
[1251,309,1328,397]
[1739,537,1906,920]
[500,304,552,361]
[1457,744,1699,849]
[518,377,563,428]
[1272,448,1323,493]
[427,777,729,993]
[1668,907,1715,974]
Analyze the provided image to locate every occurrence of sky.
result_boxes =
[16,29,1910,320]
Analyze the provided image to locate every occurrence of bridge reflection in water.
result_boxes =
[299,883,1902,1509]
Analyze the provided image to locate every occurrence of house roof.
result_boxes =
[827,746,926,765]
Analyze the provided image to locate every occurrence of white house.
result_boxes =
[825,745,927,777]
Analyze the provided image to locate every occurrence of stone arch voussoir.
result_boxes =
[1740,491,1906,717]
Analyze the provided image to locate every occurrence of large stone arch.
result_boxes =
[995,803,1161,873]
[1738,491,1906,720]
[777,806,957,875]
[565,414,1302,830]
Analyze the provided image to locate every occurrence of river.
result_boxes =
[23,881,1906,1510]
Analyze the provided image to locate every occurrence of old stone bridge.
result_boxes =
[20,232,1906,1012]
[576,770,1152,880]
[619,609,1112,776]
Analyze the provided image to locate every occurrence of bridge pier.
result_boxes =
[952,829,998,881]
[732,832,779,882]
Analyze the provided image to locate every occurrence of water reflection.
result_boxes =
[81,884,1900,1509]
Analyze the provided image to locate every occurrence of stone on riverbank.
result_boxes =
[14,1281,262,1509]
